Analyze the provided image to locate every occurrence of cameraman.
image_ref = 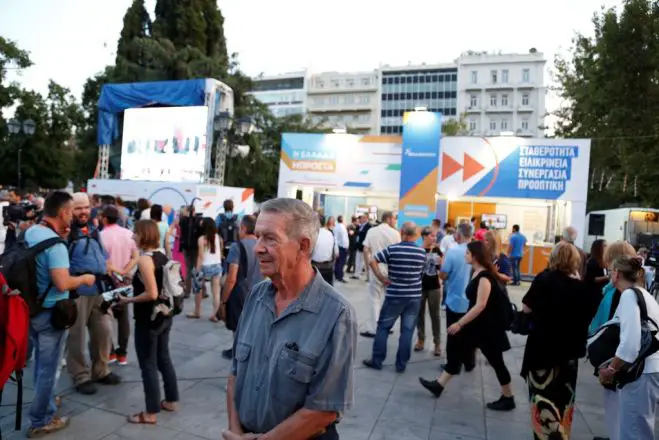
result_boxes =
[25,191,96,438]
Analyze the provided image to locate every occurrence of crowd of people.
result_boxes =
[2,188,659,440]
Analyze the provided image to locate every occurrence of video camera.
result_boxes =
[2,201,39,226]
[100,285,134,313]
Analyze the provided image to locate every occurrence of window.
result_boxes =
[469,120,477,131]
[470,95,477,107]
[501,94,508,107]
[329,96,339,105]
[316,80,324,89]
[314,97,324,105]
[332,79,340,88]
[359,95,370,104]
[346,79,354,87]
[522,68,530,82]
[344,94,354,104]
[522,119,529,130]
[491,70,498,84]
[502,70,509,83]
[501,119,508,130]
[362,77,370,86]
[489,120,497,131]
[522,93,530,106]
[471,71,478,84]
[490,94,497,107]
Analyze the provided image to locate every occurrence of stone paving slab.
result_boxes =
[0,280,627,439]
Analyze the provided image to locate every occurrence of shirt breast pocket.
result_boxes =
[273,346,316,405]
[234,343,252,376]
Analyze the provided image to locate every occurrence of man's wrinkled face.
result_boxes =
[73,197,91,225]
[254,212,308,278]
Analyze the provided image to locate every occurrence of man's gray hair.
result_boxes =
[401,221,417,237]
[381,211,394,223]
[72,192,90,204]
[456,222,473,239]
[260,198,320,251]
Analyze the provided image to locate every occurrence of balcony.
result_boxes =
[485,106,514,113]
[307,81,378,95]
[464,83,482,91]
[307,101,374,113]
[516,82,536,90]
[517,105,534,113]
[465,106,482,114]
[484,82,515,91]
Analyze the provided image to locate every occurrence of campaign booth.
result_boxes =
[277,117,590,276]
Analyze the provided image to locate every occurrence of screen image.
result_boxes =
[482,213,507,229]
[121,106,208,182]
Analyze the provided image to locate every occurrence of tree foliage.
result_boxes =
[553,0,659,210]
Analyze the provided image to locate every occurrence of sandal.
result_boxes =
[186,313,201,319]
[160,400,177,412]
[209,316,220,323]
[434,345,442,357]
[127,412,156,425]
[414,341,424,352]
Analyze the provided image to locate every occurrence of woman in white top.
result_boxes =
[598,255,659,440]
[187,217,223,322]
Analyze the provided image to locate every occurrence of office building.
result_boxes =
[249,71,307,118]
[457,50,547,137]
[306,71,380,134]
[379,64,458,135]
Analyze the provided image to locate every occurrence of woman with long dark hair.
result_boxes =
[187,217,223,321]
[419,240,515,410]
[585,239,608,295]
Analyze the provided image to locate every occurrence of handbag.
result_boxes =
[587,287,659,388]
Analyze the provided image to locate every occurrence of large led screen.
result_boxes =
[121,106,208,182]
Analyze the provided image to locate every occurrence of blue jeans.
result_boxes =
[372,297,421,371]
[29,310,67,428]
[511,257,522,284]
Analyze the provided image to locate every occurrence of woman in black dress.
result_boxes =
[585,239,608,296]
[419,240,515,411]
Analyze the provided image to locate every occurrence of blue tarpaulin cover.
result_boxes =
[97,79,207,145]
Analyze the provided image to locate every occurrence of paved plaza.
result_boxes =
[0,280,627,439]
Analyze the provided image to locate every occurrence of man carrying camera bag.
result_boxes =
[66,193,121,396]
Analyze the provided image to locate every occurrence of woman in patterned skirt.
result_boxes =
[520,242,601,439]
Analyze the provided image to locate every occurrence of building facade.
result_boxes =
[379,64,458,135]
[305,71,380,134]
[249,71,307,118]
[457,50,546,137]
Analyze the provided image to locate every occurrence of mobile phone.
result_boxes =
[113,272,125,283]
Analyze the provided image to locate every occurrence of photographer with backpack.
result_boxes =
[66,193,121,395]
[3,191,95,438]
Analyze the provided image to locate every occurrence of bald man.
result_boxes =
[66,193,122,395]
[363,222,426,373]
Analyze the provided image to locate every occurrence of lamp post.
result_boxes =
[7,118,36,190]
[211,113,253,185]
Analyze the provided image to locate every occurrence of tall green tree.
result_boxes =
[553,0,659,209]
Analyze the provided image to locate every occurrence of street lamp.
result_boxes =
[7,118,36,190]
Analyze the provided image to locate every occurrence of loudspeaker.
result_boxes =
[588,214,605,237]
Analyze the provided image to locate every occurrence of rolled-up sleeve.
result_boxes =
[616,290,642,363]
[304,306,358,412]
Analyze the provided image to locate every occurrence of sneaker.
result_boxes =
[108,354,117,364]
[75,381,97,395]
[117,355,128,366]
[419,377,444,398]
[486,395,516,411]
[362,359,382,370]
[27,416,70,438]
[97,372,122,386]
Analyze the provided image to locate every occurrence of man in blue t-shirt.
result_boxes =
[219,215,263,359]
[362,221,426,373]
[507,224,527,286]
[25,191,96,438]
[439,222,476,374]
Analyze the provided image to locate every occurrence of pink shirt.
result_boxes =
[100,224,137,270]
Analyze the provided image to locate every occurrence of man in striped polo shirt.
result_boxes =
[362,221,426,373]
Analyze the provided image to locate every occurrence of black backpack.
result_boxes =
[0,231,65,317]
[218,214,239,250]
